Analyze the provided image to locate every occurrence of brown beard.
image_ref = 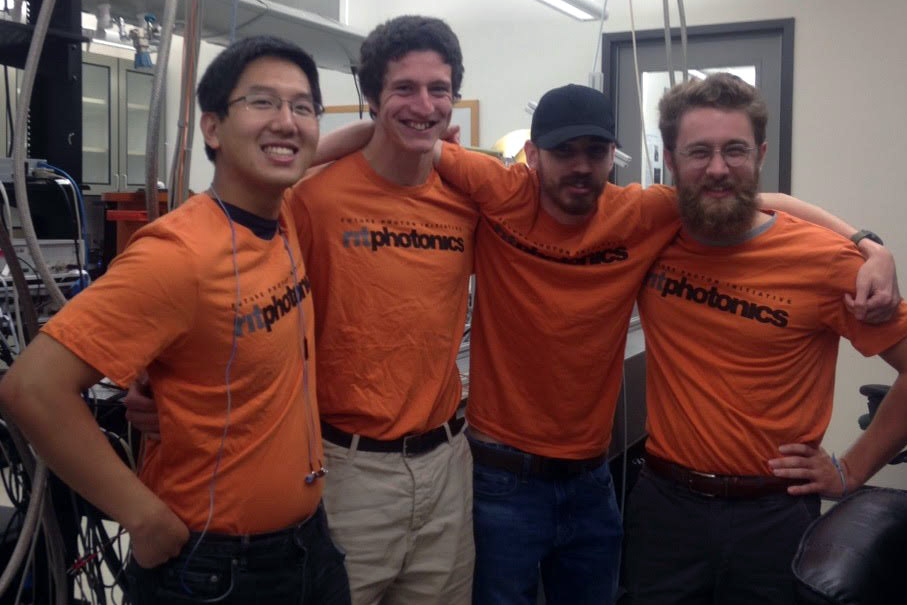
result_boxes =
[677,169,760,241]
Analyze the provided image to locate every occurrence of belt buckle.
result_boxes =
[402,433,421,457]
[687,469,719,498]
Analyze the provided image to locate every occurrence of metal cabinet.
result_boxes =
[82,53,164,194]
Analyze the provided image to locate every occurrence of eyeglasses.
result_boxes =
[227,93,322,119]
[675,144,756,168]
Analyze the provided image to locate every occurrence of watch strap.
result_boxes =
[850,229,884,246]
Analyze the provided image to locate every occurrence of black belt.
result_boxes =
[645,454,805,499]
[186,504,326,552]
[469,439,606,481]
[320,413,465,457]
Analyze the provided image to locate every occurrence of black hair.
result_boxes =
[197,35,322,161]
[358,15,464,109]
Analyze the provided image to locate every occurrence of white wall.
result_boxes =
[168,0,907,490]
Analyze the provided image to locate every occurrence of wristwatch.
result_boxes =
[850,229,884,246]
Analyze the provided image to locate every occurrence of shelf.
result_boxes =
[82,147,109,153]
[0,19,88,70]
[82,96,108,105]
[77,0,364,74]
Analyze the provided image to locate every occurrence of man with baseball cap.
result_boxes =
[308,79,896,604]
[431,82,897,605]
[531,83,619,147]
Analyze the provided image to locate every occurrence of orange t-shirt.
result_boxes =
[288,152,479,439]
[638,211,907,476]
[43,194,322,533]
[438,143,680,459]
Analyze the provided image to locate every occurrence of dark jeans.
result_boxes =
[126,505,350,605]
[470,438,623,605]
[622,469,820,605]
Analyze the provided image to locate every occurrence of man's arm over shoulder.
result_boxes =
[311,120,374,167]
[759,193,899,322]
[0,334,188,567]
[434,141,535,213]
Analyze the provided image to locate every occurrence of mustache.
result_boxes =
[559,175,594,188]
[697,177,733,191]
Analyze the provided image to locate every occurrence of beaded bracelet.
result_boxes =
[831,453,847,497]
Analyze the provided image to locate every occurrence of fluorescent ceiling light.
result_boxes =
[534,0,604,21]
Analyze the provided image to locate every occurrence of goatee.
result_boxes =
[677,171,760,241]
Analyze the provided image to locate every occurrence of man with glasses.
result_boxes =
[427,82,897,605]
[0,36,350,604]
[125,18,487,604]
[623,72,907,605]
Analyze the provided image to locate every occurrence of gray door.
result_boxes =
[604,19,794,193]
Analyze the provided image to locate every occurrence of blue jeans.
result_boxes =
[470,439,623,605]
[126,505,350,605]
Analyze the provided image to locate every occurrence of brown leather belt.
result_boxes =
[469,440,606,481]
[645,454,804,499]
[320,413,465,457]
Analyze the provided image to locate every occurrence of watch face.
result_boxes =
[866,232,884,245]
[854,230,884,246]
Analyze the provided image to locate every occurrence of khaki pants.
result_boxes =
[322,431,474,605]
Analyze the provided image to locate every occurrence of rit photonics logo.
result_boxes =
[234,274,311,337]
[644,271,789,328]
[342,225,465,253]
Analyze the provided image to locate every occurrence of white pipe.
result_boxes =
[0,452,47,598]
[11,0,65,307]
[145,0,178,221]
[662,0,675,87]
[677,0,689,82]
[0,181,25,352]
[6,0,72,598]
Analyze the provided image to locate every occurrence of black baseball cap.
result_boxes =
[531,84,617,149]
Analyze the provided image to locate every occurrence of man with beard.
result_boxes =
[624,72,907,605]
[427,83,898,604]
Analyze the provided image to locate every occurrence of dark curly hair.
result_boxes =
[658,72,767,152]
[197,35,322,161]
[358,15,464,109]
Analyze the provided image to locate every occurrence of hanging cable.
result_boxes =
[4,0,74,594]
[0,461,48,599]
[11,484,44,604]
[39,163,89,272]
[168,0,202,210]
[0,180,32,348]
[590,0,610,79]
[10,0,65,307]
[662,0,675,87]
[229,0,239,43]
[3,66,12,157]
[677,0,689,82]
[628,0,653,182]
[144,0,178,222]
[619,364,629,518]
[351,68,364,119]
